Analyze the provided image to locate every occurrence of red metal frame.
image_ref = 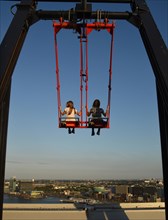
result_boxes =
[107,24,114,128]
[54,30,61,124]
[53,19,115,128]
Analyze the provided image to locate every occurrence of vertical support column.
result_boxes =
[0,1,38,219]
[129,0,168,218]
[157,86,168,217]
[0,84,11,220]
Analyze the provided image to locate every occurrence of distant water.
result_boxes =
[3,194,62,204]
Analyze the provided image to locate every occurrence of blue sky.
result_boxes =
[1,0,167,180]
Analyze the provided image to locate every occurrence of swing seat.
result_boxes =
[59,117,80,128]
[88,117,109,128]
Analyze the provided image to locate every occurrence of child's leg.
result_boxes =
[97,128,100,135]
[68,128,71,134]
[91,128,95,136]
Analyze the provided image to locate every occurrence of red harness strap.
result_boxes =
[80,31,89,128]
[107,24,115,128]
[54,28,61,126]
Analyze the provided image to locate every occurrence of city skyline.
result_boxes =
[5,176,164,181]
[1,1,167,180]
[4,177,165,205]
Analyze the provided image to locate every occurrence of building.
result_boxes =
[9,177,17,192]
[131,186,144,196]
[115,185,129,195]
[4,182,10,194]
[144,186,157,196]
[19,180,35,193]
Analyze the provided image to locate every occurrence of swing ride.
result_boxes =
[53,19,115,129]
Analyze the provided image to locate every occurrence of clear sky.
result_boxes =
[1,0,167,180]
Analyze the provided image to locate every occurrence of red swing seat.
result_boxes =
[59,117,80,128]
[88,117,109,128]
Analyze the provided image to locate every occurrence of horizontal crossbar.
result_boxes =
[21,0,132,3]
[37,10,131,20]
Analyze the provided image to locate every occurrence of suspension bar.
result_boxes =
[20,0,132,3]
[37,10,132,20]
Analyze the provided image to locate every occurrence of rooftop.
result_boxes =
[3,203,165,220]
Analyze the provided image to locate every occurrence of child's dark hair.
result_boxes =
[93,99,100,108]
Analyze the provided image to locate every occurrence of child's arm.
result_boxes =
[87,111,91,116]
[61,111,66,115]
[104,106,109,117]
[60,107,66,116]
[77,111,81,116]
[103,112,106,117]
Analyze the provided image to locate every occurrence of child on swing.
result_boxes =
[87,99,107,136]
[61,101,81,134]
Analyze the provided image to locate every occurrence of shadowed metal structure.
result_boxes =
[0,0,167,219]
